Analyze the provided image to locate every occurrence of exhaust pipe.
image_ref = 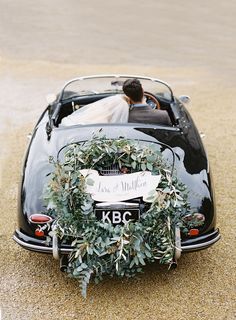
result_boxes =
[60,255,69,272]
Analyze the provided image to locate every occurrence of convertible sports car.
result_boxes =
[13,74,220,266]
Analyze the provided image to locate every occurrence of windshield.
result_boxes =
[60,75,174,102]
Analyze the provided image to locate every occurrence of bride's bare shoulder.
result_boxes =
[121,95,130,104]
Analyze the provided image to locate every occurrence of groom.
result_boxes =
[122,78,171,125]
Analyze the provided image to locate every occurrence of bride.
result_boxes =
[60,94,129,126]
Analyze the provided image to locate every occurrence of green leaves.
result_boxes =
[44,136,204,298]
[141,163,146,171]
[146,162,153,171]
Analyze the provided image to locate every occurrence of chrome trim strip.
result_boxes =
[28,214,53,224]
[181,234,221,251]
[12,235,73,254]
[62,74,171,91]
[59,74,174,102]
[96,202,139,208]
[13,231,221,254]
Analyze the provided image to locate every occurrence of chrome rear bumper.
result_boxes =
[13,228,221,255]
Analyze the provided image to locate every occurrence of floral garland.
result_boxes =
[44,136,204,297]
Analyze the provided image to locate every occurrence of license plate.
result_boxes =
[95,209,140,224]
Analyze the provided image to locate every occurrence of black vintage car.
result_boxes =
[13,75,220,264]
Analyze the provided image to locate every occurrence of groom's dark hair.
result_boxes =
[123,78,143,103]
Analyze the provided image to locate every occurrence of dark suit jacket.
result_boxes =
[128,104,172,125]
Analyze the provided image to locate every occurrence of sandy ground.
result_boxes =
[0,1,236,319]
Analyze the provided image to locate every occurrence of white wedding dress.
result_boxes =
[60,94,129,126]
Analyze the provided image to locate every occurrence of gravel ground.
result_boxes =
[0,63,235,320]
[0,1,236,319]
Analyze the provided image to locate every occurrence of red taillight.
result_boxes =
[29,214,53,224]
[188,229,199,236]
[35,228,45,237]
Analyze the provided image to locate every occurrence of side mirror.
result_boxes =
[179,95,191,105]
[46,93,57,105]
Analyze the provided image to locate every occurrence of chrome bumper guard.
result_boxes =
[13,228,221,256]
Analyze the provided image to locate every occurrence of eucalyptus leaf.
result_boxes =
[131,161,137,169]
[146,162,153,171]
[44,135,203,298]
[141,163,146,171]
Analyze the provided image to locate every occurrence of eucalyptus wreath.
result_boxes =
[44,136,204,297]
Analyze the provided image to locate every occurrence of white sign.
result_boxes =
[80,169,161,202]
